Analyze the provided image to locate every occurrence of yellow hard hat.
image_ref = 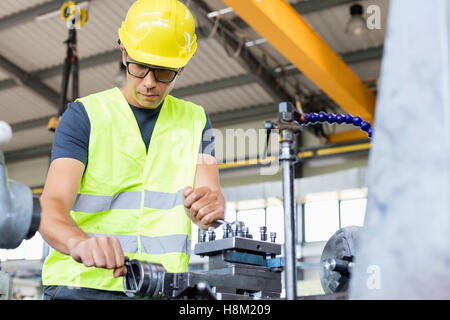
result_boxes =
[118,0,197,69]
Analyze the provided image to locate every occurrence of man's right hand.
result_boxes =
[67,236,127,278]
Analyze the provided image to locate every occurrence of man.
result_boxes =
[39,0,225,300]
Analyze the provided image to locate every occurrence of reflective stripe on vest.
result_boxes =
[72,189,185,212]
[86,233,191,257]
[86,233,138,253]
[141,234,191,257]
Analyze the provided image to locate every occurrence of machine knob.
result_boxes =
[207,227,216,241]
[270,232,277,243]
[260,226,267,241]
[198,228,207,243]
[222,223,231,238]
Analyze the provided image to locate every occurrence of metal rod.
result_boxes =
[280,140,297,300]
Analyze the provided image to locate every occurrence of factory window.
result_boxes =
[0,233,44,261]
[0,249,8,261]
[304,200,340,242]
[265,205,285,243]
[339,198,367,228]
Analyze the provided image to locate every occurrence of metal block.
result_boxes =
[171,270,282,297]
[265,257,285,269]
[194,236,281,256]
[207,265,282,284]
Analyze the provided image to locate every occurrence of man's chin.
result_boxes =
[137,98,161,109]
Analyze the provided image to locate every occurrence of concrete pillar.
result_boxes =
[349,0,450,299]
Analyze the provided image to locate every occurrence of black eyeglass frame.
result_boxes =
[126,60,180,83]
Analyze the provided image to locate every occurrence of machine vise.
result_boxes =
[123,221,284,300]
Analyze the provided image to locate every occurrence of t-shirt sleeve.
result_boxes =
[51,101,91,165]
[199,110,216,158]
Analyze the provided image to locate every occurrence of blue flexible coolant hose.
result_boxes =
[302,112,373,138]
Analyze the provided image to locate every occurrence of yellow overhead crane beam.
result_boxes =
[221,0,377,124]
[328,130,369,143]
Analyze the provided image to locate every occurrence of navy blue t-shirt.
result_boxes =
[51,100,215,165]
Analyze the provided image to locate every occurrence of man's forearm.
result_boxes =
[39,196,89,255]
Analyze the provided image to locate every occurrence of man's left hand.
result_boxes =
[183,186,225,230]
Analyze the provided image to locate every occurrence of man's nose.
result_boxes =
[142,70,157,88]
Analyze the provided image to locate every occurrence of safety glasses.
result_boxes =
[126,61,180,83]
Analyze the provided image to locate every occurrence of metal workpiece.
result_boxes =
[323,259,354,276]
[123,257,166,298]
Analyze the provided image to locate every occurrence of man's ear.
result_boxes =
[178,67,185,76]
[119,45,127,67]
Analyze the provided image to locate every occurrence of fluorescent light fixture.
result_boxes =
[245,38,267,48]
[207,7,234,18]
[274,64,297,73]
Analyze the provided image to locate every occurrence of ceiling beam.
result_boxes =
[292,0,359,13]
[0,78,18,91]
[342,46,384,65]
[34,50,121,80]
[277,46,383,77]
[172,74,256,97]
[4,144,52,164]
[10,116,51,132]
[0,54,59,108]
[210,103,277,128]
[221,0,376,122]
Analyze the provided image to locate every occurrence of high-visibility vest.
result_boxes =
[42,87,206,291]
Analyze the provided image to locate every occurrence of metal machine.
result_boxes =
[123,103,371,300]
[0,121,41,300]
[1,101,369,300]
[123,220,284,300]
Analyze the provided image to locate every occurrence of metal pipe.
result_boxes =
[280,140,297,300]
